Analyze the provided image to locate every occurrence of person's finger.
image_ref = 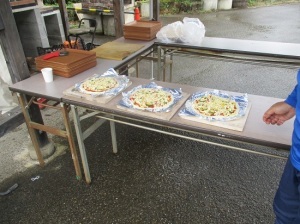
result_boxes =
[263,114,272,123]
[270,116,280,125]
[263,109,276,122]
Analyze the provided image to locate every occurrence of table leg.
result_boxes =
[151,51,154,80]
[163,48,166,81]
[71,105,91,184]
[135,57,139,78]
[17,93,45,166]
[61,103,82,180]
[157,45,161,81]
[109,120,118,154]
[17,93,82,180]
[170,53,173,82]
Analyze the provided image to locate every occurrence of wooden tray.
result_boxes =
[10,0,36,7]
[179,103,252,132]
[123,21,162,41]
[35,49,97,78]
[63,81,133,104]
[37,61,97,78]
[91,42,144,60]
[36,57,95,72]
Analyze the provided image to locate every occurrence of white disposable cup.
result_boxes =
[41,68,53,83]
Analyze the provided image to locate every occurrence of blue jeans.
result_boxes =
[274,156,300,224]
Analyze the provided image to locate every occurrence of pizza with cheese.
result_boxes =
[79,76,119,94]
[129,88,174,110]
[192,94,239,117]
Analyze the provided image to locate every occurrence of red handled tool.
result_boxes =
[42,51,69,60]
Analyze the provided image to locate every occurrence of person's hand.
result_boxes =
[263,101,295,125]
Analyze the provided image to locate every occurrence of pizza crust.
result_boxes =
[129,88,174,110]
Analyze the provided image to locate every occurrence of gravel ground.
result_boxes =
[1,4,300,224]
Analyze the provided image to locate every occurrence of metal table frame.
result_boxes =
[63,77,292,184]
[156,38,300,82]
[70,107,290,184]
[9,37,300,183]
[16,93,82,179]
[9,37,155,181]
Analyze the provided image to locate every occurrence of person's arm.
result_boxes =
[263,101,295,125]
[263,80,298,125]
[264,70,300,125]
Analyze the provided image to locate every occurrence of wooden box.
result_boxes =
[35,49,97,78]
[10,0,37,8]
[123,21,162,41]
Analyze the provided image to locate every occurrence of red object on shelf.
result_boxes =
[42,51,60,60]
[37,98,48,110]
[35,49,96,78]
[134,7,140,21]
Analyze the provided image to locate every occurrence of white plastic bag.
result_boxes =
[156,21,183,43]
[156,17,206,45]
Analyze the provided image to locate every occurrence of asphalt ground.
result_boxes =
[1,3,300,223]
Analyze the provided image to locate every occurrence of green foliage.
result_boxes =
[160,0,300,14]
[43,0,81,6]
[248,0,300,7]
[160,0,202,14]
[42,0,79,21]
[248,0,257,6]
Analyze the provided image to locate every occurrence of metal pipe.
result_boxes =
[95,114,288,160]
[160,46,300,69]
[58,7,136,15]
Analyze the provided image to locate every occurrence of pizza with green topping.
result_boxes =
[192,94,239,117]
[80,77,119,94]
[129,88,174,110]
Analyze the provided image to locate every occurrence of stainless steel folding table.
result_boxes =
[63,77,293,184]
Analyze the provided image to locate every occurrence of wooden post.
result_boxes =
[58,0,69,38]
[152,0,159,21]
[0,0,30,83]
[0,0,50,151]
[113,0,124,38]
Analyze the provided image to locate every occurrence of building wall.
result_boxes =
[81,0,133,10]
[81,0,114,9]
[13,6,50,57]
[0,46,17,114]
[74,0,135,36]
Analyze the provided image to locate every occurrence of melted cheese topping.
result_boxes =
[129,88,174,109]
[192,94,239,117]
[81,77,118,93]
